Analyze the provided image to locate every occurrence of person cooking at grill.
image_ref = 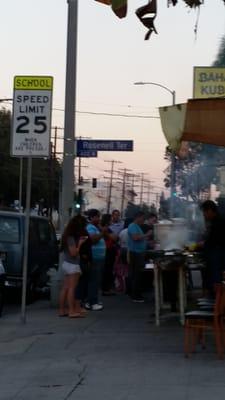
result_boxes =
[200,200,225,296]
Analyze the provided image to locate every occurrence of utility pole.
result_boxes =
[75,156,89,213]
[134,81,176,217]
[104,160,122,213]
[78,156,82,213]
[117,168,133,216]
[48,142,54,218]
[126,173,139,203]
[156,193,160,211]
[107,160,115,214]
[147,181,151,205]
[53,126,58,160]
[78,157,82,184]
[140,173,145,205]
[120,168,127,216]
[139,173,151,206]
[170,90,176,218]
[61,0,78,230]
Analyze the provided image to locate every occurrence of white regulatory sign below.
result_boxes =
[11,76,53,157]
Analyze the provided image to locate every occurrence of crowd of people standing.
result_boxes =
[58,199,225,319]
[58,208,156,317]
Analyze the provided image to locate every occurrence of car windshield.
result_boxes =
[0,217,20,243]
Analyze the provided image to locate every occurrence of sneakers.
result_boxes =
[85,302,104,311]
[91,303,104,311]
[132,297,145,303]
[84,302,91,310]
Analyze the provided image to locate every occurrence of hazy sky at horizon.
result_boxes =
[0,0,225,194]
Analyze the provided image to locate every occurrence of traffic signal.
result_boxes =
[92,178,97,188]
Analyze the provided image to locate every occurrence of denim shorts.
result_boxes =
[62,261,81,275]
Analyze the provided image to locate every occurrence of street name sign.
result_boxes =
[77,139,133,152]
[76,149,98,157]
[193,67,225,99]
[11,76,53,157]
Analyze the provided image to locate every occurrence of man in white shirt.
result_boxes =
[110,210,124,236]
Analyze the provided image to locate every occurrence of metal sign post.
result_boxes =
[19,158,23,211]
[21,157,32,324]
[11,75,53,323]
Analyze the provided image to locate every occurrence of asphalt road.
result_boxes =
[0,292,225,400]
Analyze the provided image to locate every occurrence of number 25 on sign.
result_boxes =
[11,76,53,158]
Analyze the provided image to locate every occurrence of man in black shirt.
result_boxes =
[201,200,225,294]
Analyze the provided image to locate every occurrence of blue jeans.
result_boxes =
[87,259,104,305]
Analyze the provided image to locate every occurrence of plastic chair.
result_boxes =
[184,282,225,359]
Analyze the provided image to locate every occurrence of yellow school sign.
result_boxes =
[14,76,53,91]
[193,67,225,99]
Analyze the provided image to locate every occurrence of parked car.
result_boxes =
[0,211,58,300]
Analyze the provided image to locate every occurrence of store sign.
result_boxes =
[11,76,53,157]
[193,67,225,99]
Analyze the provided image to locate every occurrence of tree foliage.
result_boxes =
[164,144,225,202]
[0,108,61,210]
[125,201,157,219]
[213,37,225,67]
[164,33,225,202]
[170,0,225,7]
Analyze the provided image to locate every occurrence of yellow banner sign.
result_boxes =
[193,67,225,98]
[14,76,53,90]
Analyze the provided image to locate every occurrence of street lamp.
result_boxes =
[134,81,176,218]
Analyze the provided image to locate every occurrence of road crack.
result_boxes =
[63,364,87,399]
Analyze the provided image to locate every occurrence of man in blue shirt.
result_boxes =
[128,211,150,302]
[86,209,107,311]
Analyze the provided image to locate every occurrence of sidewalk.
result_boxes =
[0,295,225,400]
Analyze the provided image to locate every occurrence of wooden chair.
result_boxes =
[184,282,225,359]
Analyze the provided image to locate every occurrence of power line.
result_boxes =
[78,100,158,110]
[0,104,159,118]
[53,108,159,119]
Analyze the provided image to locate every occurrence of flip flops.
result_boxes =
[69,313,86,318]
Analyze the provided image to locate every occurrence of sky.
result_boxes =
[0,0,225,197]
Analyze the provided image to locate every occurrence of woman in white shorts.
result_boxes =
[59,216,88,318]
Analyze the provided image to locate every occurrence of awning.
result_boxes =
[182,98,225,147]
[159,103,187,152]
[159,98,225,152]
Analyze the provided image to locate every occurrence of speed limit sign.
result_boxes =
[11,76,53,157]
